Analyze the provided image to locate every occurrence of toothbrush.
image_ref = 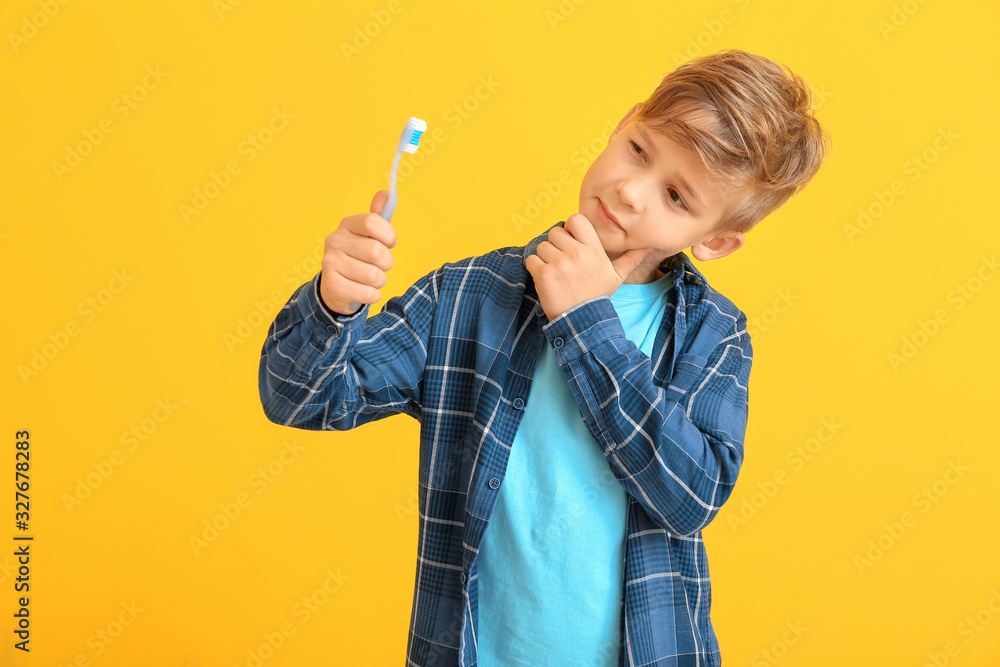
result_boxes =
[382,116,427,222]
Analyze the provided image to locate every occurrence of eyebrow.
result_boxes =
[636,124,707,213]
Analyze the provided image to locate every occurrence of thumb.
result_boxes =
[611,248,653,280]
[371,189,390,216]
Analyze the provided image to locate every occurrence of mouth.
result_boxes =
[597,198,623,231]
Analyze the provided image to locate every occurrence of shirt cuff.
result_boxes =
[541,295,626,363]
[296,271,369,341]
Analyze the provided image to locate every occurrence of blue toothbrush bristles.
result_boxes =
[402,117,427,153]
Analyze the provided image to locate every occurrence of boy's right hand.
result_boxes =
[319,190,398,316]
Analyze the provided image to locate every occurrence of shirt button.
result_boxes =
[460,572,466,583]
[326,325,336,334]
[488,477,500,489]
[512,398,524,410]
[553,337,564,349]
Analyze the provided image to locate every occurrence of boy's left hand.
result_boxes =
[526,213,653,321]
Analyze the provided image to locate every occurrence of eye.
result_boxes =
[668,188,688,211]
[631,139,688,212]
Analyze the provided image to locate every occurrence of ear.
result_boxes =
[690,232,746,261]
[611,103,643,142]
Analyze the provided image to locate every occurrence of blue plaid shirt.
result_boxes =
[258,220,753,667]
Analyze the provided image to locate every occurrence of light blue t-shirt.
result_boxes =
[476,272,674,666]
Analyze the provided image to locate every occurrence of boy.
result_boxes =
[258,49,829,666]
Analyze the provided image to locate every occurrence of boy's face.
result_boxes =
[579,103,747,284]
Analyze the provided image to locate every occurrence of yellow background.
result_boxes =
[2,0,999,665]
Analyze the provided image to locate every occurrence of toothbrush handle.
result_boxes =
[382,148,402,222]
[382,188,397,222]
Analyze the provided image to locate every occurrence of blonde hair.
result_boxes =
[634,49,831,234]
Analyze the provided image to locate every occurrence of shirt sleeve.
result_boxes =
[257,267,441,431]
[541,294,753,536]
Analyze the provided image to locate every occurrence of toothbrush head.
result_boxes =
[400,116,427,154]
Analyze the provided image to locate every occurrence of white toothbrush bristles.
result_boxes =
[402,116,427,153]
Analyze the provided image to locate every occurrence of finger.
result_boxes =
[545,225,574,250]
[329,221,395,270]
[332,252,389,291]
[348,211,397,250]
[525,252,546,273]
[546,225,585,252]
[524,253,538,277]
[565,213,599,244]
[347,234,395,272]
[535,240,558,262]
[370,190,390,216]
[328,271,383,306]
[611,247,651,279]
[371,190,398,247]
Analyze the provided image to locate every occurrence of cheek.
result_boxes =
[580,164,597,193]
[638,213,675,243]
[588,155,619,181]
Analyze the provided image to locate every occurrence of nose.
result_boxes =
[617,174,646,212]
